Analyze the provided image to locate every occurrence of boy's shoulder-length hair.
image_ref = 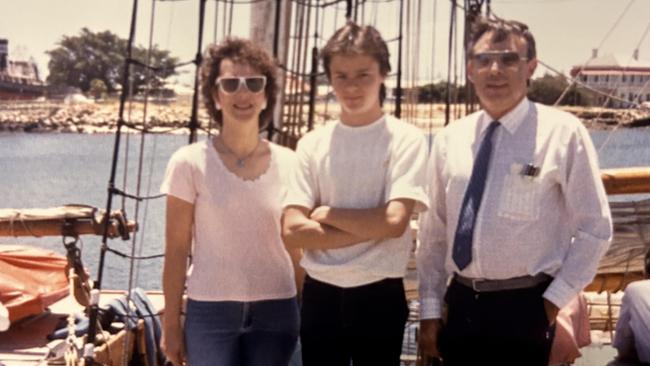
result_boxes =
[321,21,391,78]
[321,21,391,104]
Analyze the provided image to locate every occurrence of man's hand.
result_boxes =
[419,318,442,360]
[161,324,185,366]
[543,299,560,325]
[310,206,331,224]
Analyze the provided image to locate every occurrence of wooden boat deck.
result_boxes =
[0,290,164,366]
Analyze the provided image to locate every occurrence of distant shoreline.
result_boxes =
[0,100,648,134]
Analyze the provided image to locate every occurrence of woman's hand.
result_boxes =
[543,298,560,325]
[161,324,186,366]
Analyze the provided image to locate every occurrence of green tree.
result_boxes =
[528,73,597,106]
[528,73,568,105]
[417,81,468,103]
[46,28,178,94]
[89,78,107,99]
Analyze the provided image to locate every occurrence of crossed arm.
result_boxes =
[281,198,416,250]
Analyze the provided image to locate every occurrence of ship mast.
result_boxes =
[250,0,292,141]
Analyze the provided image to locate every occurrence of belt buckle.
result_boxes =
[471,278,483,292]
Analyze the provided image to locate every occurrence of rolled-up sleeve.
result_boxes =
[385,131,430,213]
[417,132,450,319]
[543,124,613,308]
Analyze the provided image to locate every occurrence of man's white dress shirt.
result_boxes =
[417,98,613,319]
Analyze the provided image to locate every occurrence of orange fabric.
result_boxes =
[0,245,69,323]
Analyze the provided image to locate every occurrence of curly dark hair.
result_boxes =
[200,38,278,129]
[468,16,537,60]
[321,21,391,105]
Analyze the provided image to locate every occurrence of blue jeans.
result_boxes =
[184,297,299,366]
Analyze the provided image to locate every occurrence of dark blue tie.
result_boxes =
[452,121,500,270]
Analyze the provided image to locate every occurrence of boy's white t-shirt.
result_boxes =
[284,114,429,287]
[161,140,297,301]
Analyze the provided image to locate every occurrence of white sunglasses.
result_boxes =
[215,76,267,94]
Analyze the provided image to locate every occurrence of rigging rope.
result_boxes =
[517,0,646,154]
[121,121,188,133]
[165,0,176,51]
[107,247,165,260]
[126,58,193,72]
[356,0,366,24]
[212,0,219,43]
[444,0,456,126]
[394,0,404,117]
[370,1,378,26]
[297,0,313,131]
[403,0,411,120]
[322,0,342,120]
[427,0,438,149]
[85,1,142,362]
[412,0,423,123]
[278,64,326,78]
[551,0,636,106]
[307,0,321,130]
[228,0,235,35]
[118,0,163,359]
[121,76,137,215]
[536,60,649,109]
[289,1,307,135]
[633,21,650,53]
[188,0,208,143]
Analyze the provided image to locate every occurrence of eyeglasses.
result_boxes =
[472,51,528,69]
[215,76,267,94]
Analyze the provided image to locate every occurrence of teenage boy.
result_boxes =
[282,22,429,366]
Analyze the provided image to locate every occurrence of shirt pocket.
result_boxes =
[497,163,542,221]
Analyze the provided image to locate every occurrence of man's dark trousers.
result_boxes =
[439,277,556,366]
[300,275,409,366]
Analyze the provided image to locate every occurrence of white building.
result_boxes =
[570,51,650,108]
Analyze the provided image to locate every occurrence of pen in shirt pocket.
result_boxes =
[521,163,541,179]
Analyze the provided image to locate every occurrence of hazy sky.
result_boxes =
[1,0,649,85]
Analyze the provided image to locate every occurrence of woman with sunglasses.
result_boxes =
[160,38,300,366]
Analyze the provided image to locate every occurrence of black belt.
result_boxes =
[454,273,551,292]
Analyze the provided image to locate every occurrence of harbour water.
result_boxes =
[1,128,649,290]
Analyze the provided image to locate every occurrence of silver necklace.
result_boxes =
[218,136,261,167]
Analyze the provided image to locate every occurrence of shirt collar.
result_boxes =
[337,113,387,132]
[480,97,530,135]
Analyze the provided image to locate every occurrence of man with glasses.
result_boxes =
[417,16,612,365]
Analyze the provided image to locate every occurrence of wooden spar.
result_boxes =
[0,205,136,238]
[0,218,136,238]
[602,166,650,195]
[585,272,645,293]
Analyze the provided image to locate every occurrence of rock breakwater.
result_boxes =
[0,100,201,134]
[1,100,648,134]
